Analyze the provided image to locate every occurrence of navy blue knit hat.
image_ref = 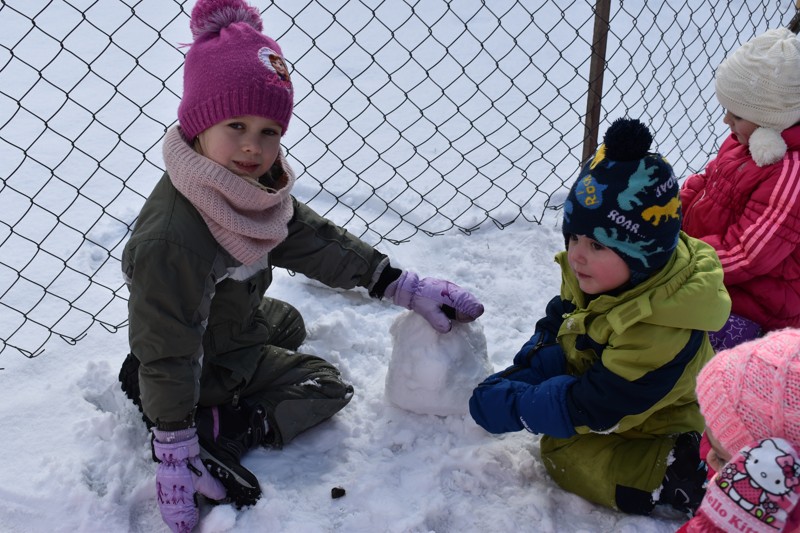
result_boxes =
[562,118,681,285]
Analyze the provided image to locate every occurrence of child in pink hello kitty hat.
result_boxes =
[678,329,800,532]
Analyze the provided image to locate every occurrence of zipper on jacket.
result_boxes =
[683,188,706,230]
[232,388,241,408]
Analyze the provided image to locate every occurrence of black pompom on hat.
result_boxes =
[603,118,653,161]
[562,118,681,286]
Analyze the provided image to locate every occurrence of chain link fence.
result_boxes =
[0,0,797,358]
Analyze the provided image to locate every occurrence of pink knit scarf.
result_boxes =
[163,126,295,265]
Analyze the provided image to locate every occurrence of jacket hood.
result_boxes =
[556,232,731,334]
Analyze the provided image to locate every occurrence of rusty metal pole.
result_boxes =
[582,0,612,163]
[789,0,800,34]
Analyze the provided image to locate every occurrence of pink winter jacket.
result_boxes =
[681,125,800,331]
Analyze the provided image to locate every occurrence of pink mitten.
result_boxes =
[153,428,227,533]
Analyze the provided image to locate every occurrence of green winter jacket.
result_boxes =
[123,173,386,427]
[539,232,730,509]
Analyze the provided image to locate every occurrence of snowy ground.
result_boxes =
[0,219,687,533]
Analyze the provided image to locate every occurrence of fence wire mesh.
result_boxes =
[0,0,796,358]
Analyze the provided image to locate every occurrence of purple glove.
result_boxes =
[153,428,226,533]
[385,271,484,333]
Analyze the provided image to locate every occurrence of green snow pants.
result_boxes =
[540,432,676,513]
[199,297,353,447]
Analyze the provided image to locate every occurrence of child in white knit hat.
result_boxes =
[681,27,800,352]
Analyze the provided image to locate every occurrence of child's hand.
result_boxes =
[385,271,484,333]
[479,365,540,386]
[469,379,530,433]
[512,332,566,384]
[152,428,227,533]
[469,375,577,438]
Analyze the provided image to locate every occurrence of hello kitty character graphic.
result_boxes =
[716,438,800,528]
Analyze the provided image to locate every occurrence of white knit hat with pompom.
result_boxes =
[715,28,800,166]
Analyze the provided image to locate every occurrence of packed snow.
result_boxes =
[385,311,492,417]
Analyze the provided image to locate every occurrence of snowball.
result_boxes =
[385,310,492,416]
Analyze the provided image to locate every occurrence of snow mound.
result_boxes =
[385,310,492,416]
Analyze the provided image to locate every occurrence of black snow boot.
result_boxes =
[659,431,708,515]
[195,403,268,508]
[121,353,263,507]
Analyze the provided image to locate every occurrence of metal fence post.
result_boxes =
[789,0,800,33]
[582,0,612,163]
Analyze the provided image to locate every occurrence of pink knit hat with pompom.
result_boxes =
[696,328,800,456]
[178,0,293,141]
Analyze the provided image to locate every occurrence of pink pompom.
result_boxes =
[189,0,263,40]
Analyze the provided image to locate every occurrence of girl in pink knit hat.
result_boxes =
[681,28,800,352]
[678,329,800,532]
[117,1,484,531]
